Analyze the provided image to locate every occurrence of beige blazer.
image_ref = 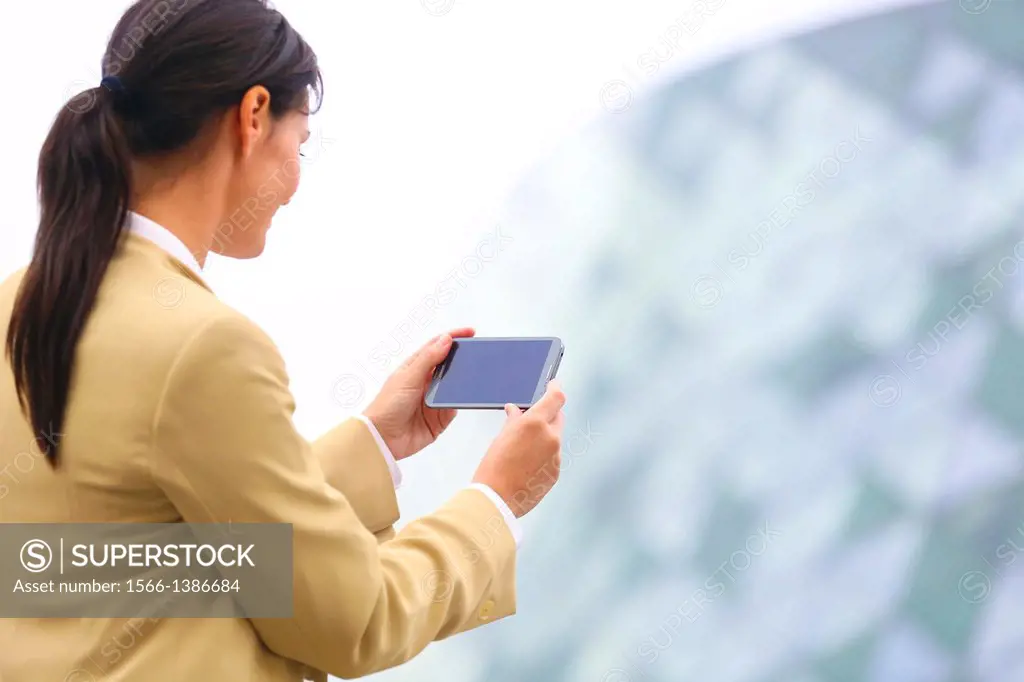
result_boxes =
[0,233,516,681]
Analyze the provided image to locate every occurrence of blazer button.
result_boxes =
[479,599,495,620]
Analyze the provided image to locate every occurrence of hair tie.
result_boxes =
[100,76,125,93]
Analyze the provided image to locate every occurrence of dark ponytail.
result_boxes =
[6,89,132,466]
[5,0,321,466]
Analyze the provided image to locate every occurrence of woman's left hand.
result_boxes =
[362,327,474,461]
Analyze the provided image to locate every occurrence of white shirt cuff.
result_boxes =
[353,415,403,489]
[468,483,523,548]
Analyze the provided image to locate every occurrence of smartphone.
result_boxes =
[424,337,564,410]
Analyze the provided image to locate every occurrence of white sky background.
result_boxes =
[1,0,929,419]
[2,0,935,516]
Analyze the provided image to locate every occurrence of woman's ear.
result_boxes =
[237,86,273,159]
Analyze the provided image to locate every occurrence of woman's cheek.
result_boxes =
[278,156,302,204]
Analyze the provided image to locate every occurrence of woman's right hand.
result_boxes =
[472,381,566,518]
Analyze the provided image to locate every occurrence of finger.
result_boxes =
[408,333,453,376]
[527,380,565,422]
[438,408,457,429]
[403,328,471,372]
[505,404,523,420]
[400,335,438,369]
[551,410,565,433]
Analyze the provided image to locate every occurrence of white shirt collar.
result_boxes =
[127,211,203,277]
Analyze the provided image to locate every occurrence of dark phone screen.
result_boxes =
[432,340,554,405]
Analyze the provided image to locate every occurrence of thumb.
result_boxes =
[505,404,523,419]
[410,334,453,374]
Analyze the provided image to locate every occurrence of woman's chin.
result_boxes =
[216,234,268,260]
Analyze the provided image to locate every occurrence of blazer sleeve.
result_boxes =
[148,314,517,679]
[311,419,400,535]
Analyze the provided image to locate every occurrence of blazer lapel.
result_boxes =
[167,256,214,294]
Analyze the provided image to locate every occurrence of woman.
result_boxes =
[0,1,566,680]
